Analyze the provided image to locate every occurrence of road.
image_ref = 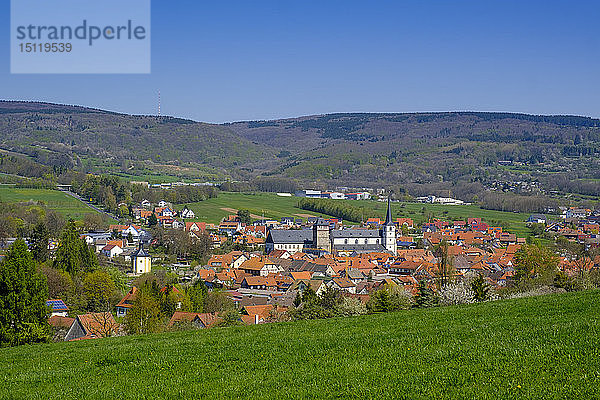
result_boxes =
[59,189,119,220]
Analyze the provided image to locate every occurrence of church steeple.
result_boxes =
[382,195,397,255]
[384,195,393,226]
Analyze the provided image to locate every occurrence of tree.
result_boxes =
[53,220,98,275]
[83,270,115,311]
[215,309,243,327]
[513,244,558,287]
[124,288,163,335]
[367,283,412,312]
[30,222,49,262]
[471,274,490,302]
[148,213,158,227]
[237,209,252,225]
[0,239,50,346]
[185,280,207,313]
[434,240,455,288]
[335,297,367,316]
[414,281,437,308]
[319,286,342,310]
[40,265,73,300]
[203,290,234,314]
[45,210,65,237]
[83,213,105,231]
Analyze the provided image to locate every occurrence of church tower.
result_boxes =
[313,218,331,253]
[382,196,397,255]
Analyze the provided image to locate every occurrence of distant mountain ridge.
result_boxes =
[1,100,599,199]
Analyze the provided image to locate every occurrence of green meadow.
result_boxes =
[1,290,599,399]
[183,192,531,235]
[0,186,100,220]
[0,187,532,235]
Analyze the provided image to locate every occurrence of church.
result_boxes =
[265,198,397,255]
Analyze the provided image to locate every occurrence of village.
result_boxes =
[43,194,600,341]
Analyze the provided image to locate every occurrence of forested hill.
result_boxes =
[1,101,600,200]
[0,101,274,173]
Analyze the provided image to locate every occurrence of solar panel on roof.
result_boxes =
[46,299,68,310]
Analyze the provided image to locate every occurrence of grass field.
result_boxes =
[0,186,101,220]
[184,192,531,235]
[183,192,325,224]
[1,290,599,399]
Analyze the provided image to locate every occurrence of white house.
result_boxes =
[181,208,196,219]
[101,244,123,258]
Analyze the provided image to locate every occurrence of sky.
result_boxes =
[1,0,599,123]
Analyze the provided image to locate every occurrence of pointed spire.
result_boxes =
[385,195,393,226]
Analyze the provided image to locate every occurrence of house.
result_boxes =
[219,221,242,236]
[115,287,138,317]
[167,312,220,329]
[328,277,356,294]
[238,257,282,277]
[155,207,174,217]
[527,214,547,224]
[46,299,69,317]
[101,244,123,258]
[109,224,144,241]
[241,275,278,291]
[181,208,196,219]
[141,199,152,209]
[241,304,287,324]
[47,315,75,341]
[157,200,170,208]
[565,208,590,220]
[65,312,119,341]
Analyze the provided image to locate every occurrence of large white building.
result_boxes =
[266,197,397,255]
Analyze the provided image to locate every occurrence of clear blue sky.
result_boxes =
[1,0,599,123]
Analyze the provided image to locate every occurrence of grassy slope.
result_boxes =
[183,192,326,224]
[1,291,599,399]
[183,192,530,235]
[0,186,100,220]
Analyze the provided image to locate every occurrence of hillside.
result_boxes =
[0,101,277,181]
[1,290,599,399]
[1,101,600,199]
[229,112,600,198]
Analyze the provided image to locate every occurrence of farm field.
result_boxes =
[183,192,327,224]
[183,192,532,235]
[1,290,599,399]
[0,186,101,220]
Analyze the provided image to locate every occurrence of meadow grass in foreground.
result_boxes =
[0,290,599,399]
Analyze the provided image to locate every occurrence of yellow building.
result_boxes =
[132,245,151,275]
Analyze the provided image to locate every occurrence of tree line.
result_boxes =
[297,198,372,223]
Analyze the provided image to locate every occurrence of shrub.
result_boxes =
[438,281,474,306]
[367,284,412,313]
[335,297,368,317]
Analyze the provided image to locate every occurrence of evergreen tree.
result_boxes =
[414,280,437,308]
[0,239,50,346]
[148,213,158,227]
[30,222,49,263]
[53,220,98,275]
[471,273,490,302]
